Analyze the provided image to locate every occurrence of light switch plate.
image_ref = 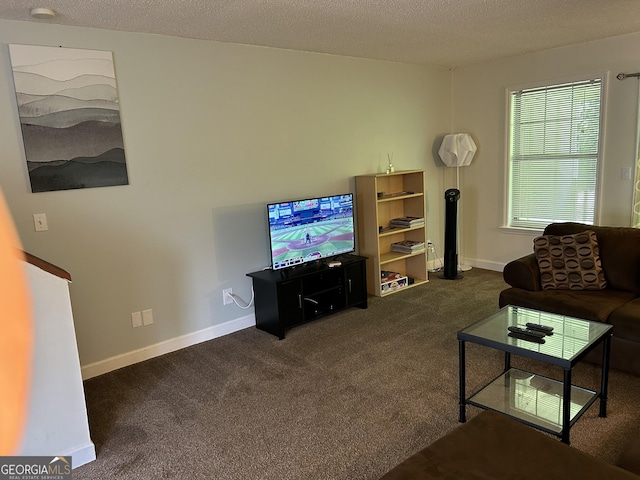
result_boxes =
[33,213,48,231]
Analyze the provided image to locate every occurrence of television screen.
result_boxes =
[267,194,355,270]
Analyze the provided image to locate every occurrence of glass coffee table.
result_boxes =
[457,305,612,444]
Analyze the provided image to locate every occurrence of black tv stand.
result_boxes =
[246,254,367,339]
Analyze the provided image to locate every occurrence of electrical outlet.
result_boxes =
[131,311,142,328]
[142,309,154,325]
[223,288,233,305]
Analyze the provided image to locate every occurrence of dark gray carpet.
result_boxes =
[74,269,640,479]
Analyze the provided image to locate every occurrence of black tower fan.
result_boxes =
[440,188,462,280]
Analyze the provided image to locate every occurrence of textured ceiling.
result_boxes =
[2,0,640,67]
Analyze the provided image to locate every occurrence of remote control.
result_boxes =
[507,326,546,338]
[525,322,554,334]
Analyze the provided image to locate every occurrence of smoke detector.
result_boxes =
[30,7,56,19]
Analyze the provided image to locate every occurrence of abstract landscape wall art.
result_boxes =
[9,44,128,193]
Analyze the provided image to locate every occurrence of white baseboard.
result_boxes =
[462,258,505,272]
[81,314,256,380]
[428,258,505,274]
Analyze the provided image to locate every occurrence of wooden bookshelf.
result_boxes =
[355,170,428,296]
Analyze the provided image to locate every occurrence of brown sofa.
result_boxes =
[380,411,640,479]
[499,222,640,376]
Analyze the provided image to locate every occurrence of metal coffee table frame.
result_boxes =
[458,305,613,444]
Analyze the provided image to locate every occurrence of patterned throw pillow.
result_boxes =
[533,230,607,290]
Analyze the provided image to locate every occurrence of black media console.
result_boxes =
[246,254,368,339]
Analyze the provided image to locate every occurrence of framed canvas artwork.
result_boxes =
[9,44,129,193]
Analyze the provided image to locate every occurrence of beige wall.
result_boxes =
[452,32,640,270]
[0,20,452,369]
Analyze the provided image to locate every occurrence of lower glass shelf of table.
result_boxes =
[467,368,598,435]
[457,305,613,444]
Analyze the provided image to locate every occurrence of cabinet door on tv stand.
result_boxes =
[276,279,304,332]
[344,260,368,308]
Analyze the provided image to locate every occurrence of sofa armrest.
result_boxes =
[503,253,541,291]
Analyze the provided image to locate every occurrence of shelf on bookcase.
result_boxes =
[378,225,424,237]
[380,250,426,265]
[377,192,424,203]
[379,279,428,296]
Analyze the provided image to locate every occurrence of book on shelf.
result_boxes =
[389,216,425,228]
[391,240,425,253]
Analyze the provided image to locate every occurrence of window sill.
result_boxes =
[499,226,544,236]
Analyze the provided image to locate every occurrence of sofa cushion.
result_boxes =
[498,287,636,323]
[609,298,640,343]
[605,336,640,377]
[534,230,606,290]
[544,223,640,294]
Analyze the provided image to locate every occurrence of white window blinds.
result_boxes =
[508,78,603,230]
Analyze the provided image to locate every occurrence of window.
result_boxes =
[507,77,604,230]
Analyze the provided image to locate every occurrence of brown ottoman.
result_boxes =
[381,411,639,479]
[618,433,640,476]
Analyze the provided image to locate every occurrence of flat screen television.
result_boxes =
[267,193,355,270]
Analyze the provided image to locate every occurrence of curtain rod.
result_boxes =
[617,72,640,80]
